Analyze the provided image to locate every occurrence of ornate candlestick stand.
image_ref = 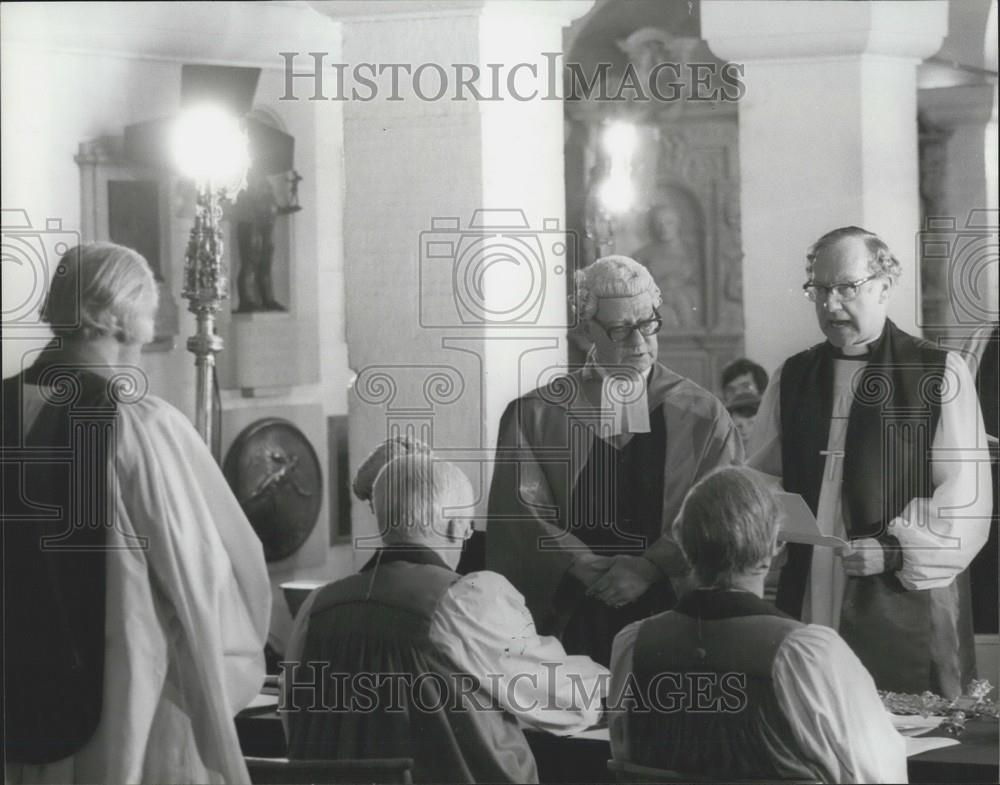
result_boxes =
[182,184,230,452]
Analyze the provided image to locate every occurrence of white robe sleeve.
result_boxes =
[886,352,992,589]
[429,571,609,735]
[773,625,908,784]
[746,363,784,476]
[117,397,271,782]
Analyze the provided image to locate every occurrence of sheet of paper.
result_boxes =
[890,713,944,735]
[246,693,279,710]
[569,726,611,742]
[905,735,960,756]
[740,468,846,547]
[775,492,849,548]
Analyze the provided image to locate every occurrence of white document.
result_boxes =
[904,735,960,756]
[245,693,280,711]
[565,720,959,758]
[775,491,849,549]
[890,713,944,736]
[570,726,611,742]
[743,468,847,548]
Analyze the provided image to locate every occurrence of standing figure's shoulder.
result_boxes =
[451,569,523,606]
[112,393,206,457]
[785,340,828,367]
[115,392,193,430]
[504,369,588,411]
[649,364,727,420]
[913,335,951,366]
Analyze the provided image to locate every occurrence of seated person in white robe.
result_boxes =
[282,439,608,783]
[609,467,907,784]
[3,242,271,784]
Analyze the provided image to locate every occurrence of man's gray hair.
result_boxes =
[372,453,472,546]
[672,466,778,587]
[42,242,158,343]
[806,226,902,284]
[569,255,662,323]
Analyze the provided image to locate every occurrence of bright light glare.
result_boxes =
[597,121,638,214]
[598,176,634,214]
[601,121,638,157]
[172,104,249,186]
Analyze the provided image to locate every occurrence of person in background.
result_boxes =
[283,439,607,784]
[3,242,271,784]
[748,226,991,697]
[720,357,769,406]
[726,390,762,454]
[487,255,742,666]
[609,467,908,784]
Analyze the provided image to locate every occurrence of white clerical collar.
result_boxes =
[581,348,652,438]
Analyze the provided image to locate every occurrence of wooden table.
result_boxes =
[907,719,999,784]
[236,706,998,784]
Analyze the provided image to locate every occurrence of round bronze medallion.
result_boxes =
[223,417,322,562]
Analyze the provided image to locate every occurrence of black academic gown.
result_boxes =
[486,362,742,662]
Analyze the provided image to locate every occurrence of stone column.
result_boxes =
[318,1,592,557]
[702,1,948,373]
[919,84,998,341]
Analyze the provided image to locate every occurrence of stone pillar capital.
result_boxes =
[310,0,593,26]
[702,0,948,62]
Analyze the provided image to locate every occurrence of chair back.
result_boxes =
[246,757,414,784]
[607,759,820,784]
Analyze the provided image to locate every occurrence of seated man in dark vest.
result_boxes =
[282,440,608,783]
[749,226,991,697]
[609,467,907,783]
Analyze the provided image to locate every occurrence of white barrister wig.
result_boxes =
[569,255,662,323]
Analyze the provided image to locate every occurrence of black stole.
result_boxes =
[777,319,956,693]
[2,364,116,763]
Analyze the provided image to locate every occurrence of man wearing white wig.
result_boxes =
[3,243,271,784]
[487,255,743,665]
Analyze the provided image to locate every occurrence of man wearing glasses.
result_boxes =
[748,226,991,697]
[487,255,742,665]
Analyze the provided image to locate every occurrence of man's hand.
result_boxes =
[838,538,885,576]
[586,555,661,607]
[567,553,614,589]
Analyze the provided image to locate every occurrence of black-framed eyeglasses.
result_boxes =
[802,274,879,303]
[592,310,663,342]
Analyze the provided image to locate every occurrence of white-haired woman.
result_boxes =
[486,255,743,666]
[609,467,908,783]
[3,243,271,784]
